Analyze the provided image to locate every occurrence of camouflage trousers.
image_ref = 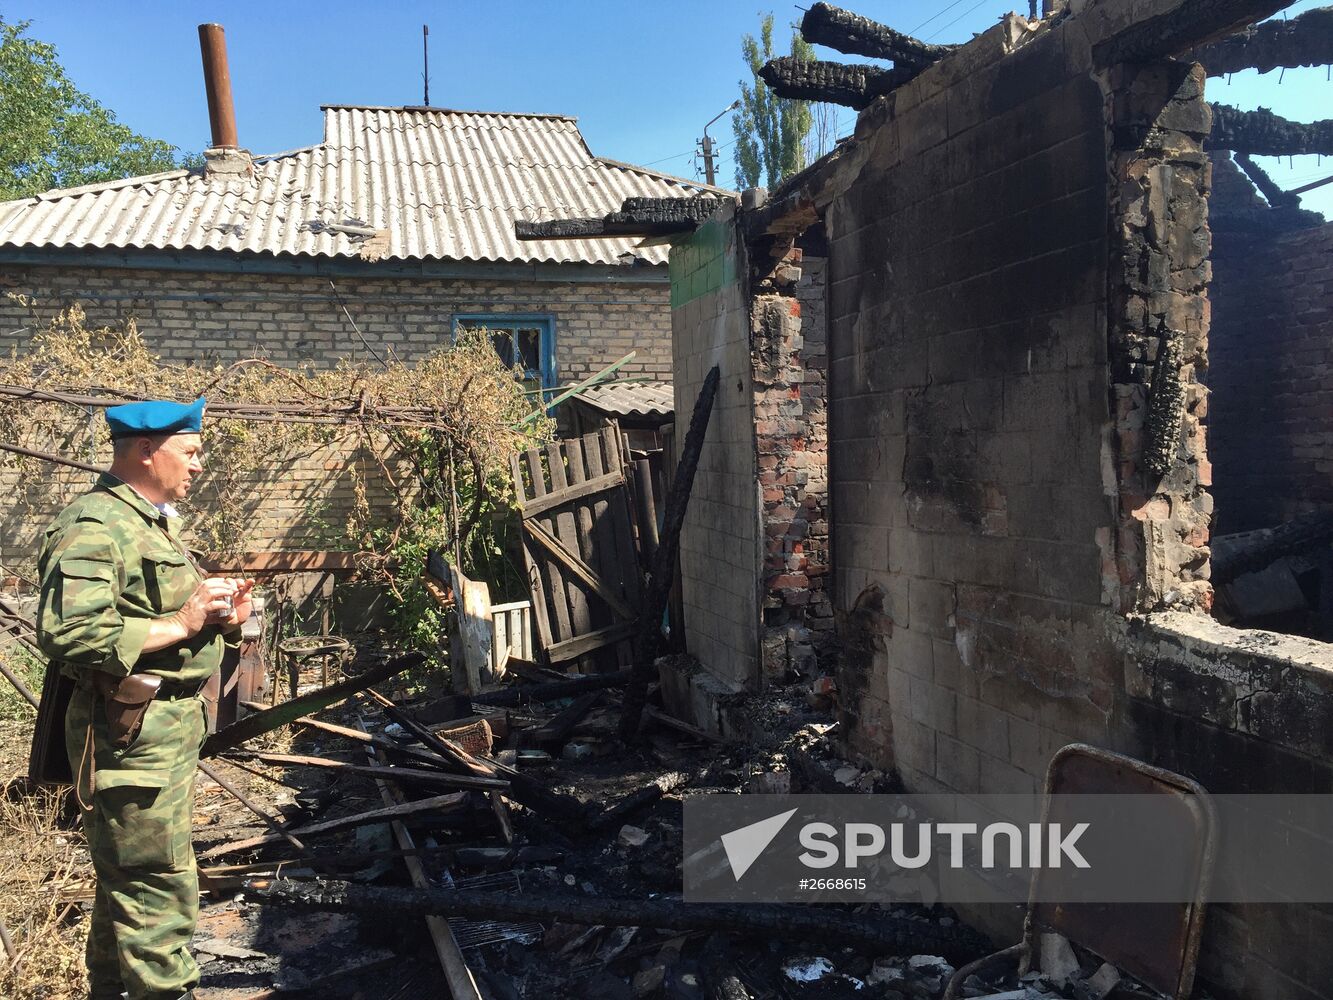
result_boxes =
[66,680,206,1000]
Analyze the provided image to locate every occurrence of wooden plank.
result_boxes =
[601,425,643,608]
[197,791,469,858]
[511,452,553,653]
[546,622,636,663]
[522,519,636,622]
[358,717,483,1000]
[249,752,507,790]
[632,458,660,566]
[200,551,358,574]
[562,437,599,675]
[518,469,625,519]
[448,558,494,693]
[546,441,592,639]
[527,448,573,643]
[578,432,618,635]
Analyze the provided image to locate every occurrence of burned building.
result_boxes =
[600,1,1333,997]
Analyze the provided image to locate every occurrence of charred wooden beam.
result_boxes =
[1194,5,1333,76]
[800,2,954,70]
[1095,0,1294,66]
[759,56,912,110]
[620,366,721,740]
[201,652,424,758]
[1234,152,1301,207]
[1208,102,1333,155]
[248,877,990,961]
[516,198,728,241]
[1212,508,1333,583]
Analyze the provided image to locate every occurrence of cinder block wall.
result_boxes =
[1209,221,1333,534]
[827,18,1118,788]
[670,208,762,690]
[0,263,671,569]
[817,6,1333,997]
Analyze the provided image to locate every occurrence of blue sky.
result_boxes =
[7,0,1331,217]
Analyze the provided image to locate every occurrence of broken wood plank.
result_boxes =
[512,452,555,652]
[527,447,575,646]
[245,752,508,790]
[644,705,728,745]
[589,771,689,831]
[546,440,594,640]
[197,791,468,859]
[523,515,636,623]
[516,691,601,751]
[0,655,38,710]
[358,716,484,1000]
[760,56,912,109]
[800,2,954,69]
[1095,0,1292,66]
[248,877,990,960]
[292,715,459,771]
[546,622,636,663]
[1209,102,1333,156]
[518,469,625,519]
[469,668,632,707]
[1193,5,1333,76]
[447,557,494,694]
[201,652,424,758]
[620,366,721,739]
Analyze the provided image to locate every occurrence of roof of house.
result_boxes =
[0,106,727,267]
[575,379,674,419]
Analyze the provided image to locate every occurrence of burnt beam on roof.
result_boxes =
[1234,152,1301,207]
[515,197,728,242]
[800,2,954,70]
[1209,102,1333,155]
[1193,5,1333,76]
[1095,0,1295,66]
[759,56,913,110]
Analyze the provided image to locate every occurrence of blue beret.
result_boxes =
[106,397,207,439]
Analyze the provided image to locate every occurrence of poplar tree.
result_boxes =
[732,14,815,191]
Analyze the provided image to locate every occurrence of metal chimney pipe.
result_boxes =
[198,24,238,148]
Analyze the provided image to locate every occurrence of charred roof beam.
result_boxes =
[1193,5,1333,76]
[799,2,955,71]
[1208,102,1333,156]
[515,197,728,242]
[759,56,914,110]
[1095,0,1295,66]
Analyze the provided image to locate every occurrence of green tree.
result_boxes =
[732,14,814,190]
[0,17,192,200]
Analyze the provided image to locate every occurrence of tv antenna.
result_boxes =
[422,25,430,106]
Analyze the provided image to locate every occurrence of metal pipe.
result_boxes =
[198,24,239,149]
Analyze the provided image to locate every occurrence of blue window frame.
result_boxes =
[452,314,557,391]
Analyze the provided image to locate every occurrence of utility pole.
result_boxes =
[698,99,740,187]
[422,25,430,106]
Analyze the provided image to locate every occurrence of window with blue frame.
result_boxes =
[452,314,556,393]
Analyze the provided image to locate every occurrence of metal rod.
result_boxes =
[0,656,39,710]
[0,440,103,474]
[197,759,306,853]
[512,350,636,428]
[198,24,239,149]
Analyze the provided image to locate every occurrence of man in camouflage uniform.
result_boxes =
[36,398,254,1000]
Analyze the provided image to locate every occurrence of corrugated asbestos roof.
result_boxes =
[0,107,727,267]
[576,379,674,418]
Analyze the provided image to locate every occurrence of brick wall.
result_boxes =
[754,247,834,677]
[0,262,670,569]
[671,207,762,690]
[0,263,672,383]
[1210,221,1333,534]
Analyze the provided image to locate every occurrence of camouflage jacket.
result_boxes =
[36,473,233,684]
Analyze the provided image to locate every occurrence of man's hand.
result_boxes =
[141,577,237,653]
[177,577,239,635]
[218,577,256,627]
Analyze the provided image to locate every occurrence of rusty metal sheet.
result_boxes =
[1028,744,1216,1000]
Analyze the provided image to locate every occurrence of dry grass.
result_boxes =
[0,719,91,1000]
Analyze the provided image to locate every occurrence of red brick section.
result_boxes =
[752,247,833,677]
[1106,62,1215,614]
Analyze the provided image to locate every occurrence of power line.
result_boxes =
[908,0,972,36]
[925,0,994,41]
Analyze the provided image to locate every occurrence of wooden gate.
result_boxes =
[510,427,642,666]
